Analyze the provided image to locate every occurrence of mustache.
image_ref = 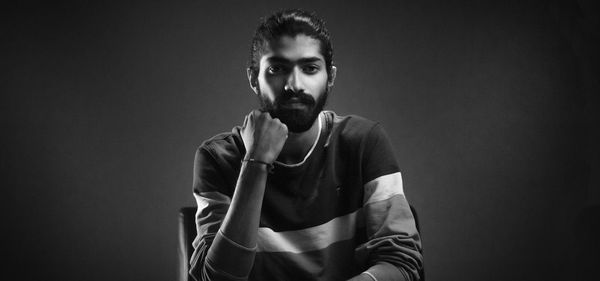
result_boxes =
[277,90,316,105]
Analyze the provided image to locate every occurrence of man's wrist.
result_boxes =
[242,158,274,173]
[241,158,271,172]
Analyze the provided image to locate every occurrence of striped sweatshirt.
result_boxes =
[190,111,423,281]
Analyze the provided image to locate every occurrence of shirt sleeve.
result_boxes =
[355,124,424,281]
[188,145,256,281]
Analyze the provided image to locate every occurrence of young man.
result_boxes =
[190,9,423,281]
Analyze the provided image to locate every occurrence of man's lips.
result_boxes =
[280,101,309,108]
[280,97,313,107]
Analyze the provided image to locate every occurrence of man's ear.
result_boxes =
[328,66,337,88]
[247,68,259,95]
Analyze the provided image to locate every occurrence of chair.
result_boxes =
[178,205,423,281]
[178,207,198,281]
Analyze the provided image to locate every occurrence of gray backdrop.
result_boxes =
[3,0,599,280]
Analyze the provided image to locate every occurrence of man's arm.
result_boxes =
[189,110,288,281]
[192,162,268,281]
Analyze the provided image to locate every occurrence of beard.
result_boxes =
[258,86,329,133]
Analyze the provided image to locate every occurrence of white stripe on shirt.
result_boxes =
[363,172,404,205]
[257,209,359,253]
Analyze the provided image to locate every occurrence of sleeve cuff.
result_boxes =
[365,262,410,281]
[205,229,257,279]
[362,271,378,281]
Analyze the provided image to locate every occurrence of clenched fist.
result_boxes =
[240,110,288,163]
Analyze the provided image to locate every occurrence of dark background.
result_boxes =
[2,0,599,280]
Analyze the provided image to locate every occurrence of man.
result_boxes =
[190,9,423,281]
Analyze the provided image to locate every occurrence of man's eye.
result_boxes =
[268,66,284,74]
[303,65,319,74]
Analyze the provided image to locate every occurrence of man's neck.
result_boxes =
[276,113,321,165]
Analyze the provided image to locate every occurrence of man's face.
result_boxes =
[254,34,331,133]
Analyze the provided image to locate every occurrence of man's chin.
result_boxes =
[275,109,319,133]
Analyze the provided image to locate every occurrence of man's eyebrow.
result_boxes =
[266,56,324,64]
[297,57,323,64]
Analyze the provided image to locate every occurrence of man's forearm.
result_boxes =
[202,161,268,279]
[220,161,268,246]
[196,110,288,280]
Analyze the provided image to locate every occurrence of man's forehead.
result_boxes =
[261,34,325,63]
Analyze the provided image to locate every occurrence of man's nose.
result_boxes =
[284,68,303,93]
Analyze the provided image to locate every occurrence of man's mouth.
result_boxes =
[281,101,308,108]
[280,97,311,106]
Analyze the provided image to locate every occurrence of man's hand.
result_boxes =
[241,110,288,163]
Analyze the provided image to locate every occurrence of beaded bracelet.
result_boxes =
[242,158,274,173]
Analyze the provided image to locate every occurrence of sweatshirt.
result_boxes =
[190,111,423,281]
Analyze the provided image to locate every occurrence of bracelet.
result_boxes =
[242,158,274,173]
